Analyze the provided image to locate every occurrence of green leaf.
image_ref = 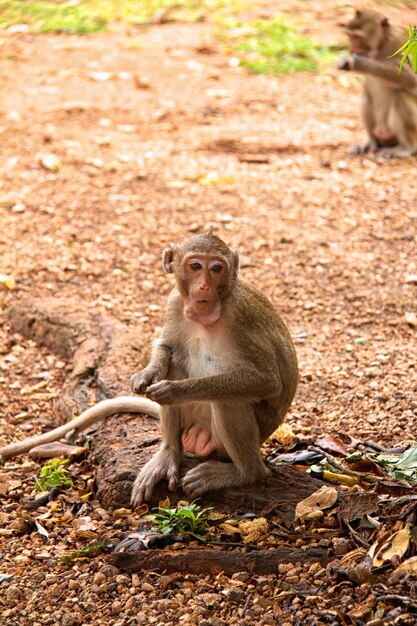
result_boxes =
[35,458,73,492]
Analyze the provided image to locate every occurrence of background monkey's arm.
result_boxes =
[338,54,417,92]
[0,396,160,461]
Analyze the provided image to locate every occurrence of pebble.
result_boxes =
[224,587,246,602]
[99,564,120,578]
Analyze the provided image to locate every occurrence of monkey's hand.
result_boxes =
[144,380,176,404]
[337,55,356,71]
[131,368,163,394]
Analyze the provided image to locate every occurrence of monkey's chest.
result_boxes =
[186,337,230,377]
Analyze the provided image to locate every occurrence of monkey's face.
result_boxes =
[179,253,231,325]
[346,30,372,55]
[344,9,389,57]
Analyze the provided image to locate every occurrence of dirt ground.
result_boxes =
[1,1,417,624]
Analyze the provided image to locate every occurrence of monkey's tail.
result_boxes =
[0,396,160,461]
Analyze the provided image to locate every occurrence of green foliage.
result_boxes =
[390,25,417,74]
[145,501,213,541]
[0,0,249,34]
[224,17,340,75]
[373,445,417,482]
[35,458,73,492]
[0,1,107,34]
[60,539,117,563]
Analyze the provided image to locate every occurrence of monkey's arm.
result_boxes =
[0,396,160,461]
[145,366,282,405]
[131,342,172,394]
[338,54,417,91]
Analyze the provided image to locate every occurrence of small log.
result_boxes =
[91,416,324,524]
[113,546,331,575]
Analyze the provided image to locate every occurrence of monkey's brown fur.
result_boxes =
[338,8,417,158]
[130,233,298,504]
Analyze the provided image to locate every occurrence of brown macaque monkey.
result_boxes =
[338,8,417,158]
[130,233,298,505]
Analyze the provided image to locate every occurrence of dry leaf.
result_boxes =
[317,434,348,457]
[238,517,268,543]
[0,274,16,291]
[72,516,97,532]
[322,470,358,487]
[295,485,338,521]
[389,555,417,583]
[269,422,296,445]
[371,523,411,567]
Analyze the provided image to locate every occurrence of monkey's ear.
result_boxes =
[231,249,240,279]
[163,243,177,274]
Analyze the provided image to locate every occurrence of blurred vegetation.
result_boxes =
[0,0,247,33]
[0,0,340,74]
[221,17,340,75]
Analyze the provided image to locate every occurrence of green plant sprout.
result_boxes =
[144,501,214,541]
[35,458,73,492]
[390,26,417,74]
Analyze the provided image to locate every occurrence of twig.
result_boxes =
[308,446,379,482]
[376,594,417,607]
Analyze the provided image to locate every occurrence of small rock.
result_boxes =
[111,600,122,615]
[142,582,155,592]
[38,153,61,172]
[405,312,417,328]
[93,572,106,585]
[132,573,141,587]
[224,587,246,602]
[0,195,19,209]
[405,274,417,284]
[99,564,120,578]
[231,572,250,582]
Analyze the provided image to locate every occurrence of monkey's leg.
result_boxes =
[131,405,183,506]
[181,402,269,497]
[350,90,379,154]
[378,92,417,158]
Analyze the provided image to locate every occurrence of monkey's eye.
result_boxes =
[189,262,203,271]
[211,264,223,273]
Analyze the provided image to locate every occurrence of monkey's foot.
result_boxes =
[349,143,372,155]
[181,460,269,497]
[182,425,217,458]
[131,448,181,506]
[377,146,415,159]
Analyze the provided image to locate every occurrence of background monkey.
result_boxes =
[0,234,298,508]
[130,233,298,504]
[338,8,417,158]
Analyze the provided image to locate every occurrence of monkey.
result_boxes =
[337,8,417,158]
[129,233,298,505]
[0,233,298,508]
